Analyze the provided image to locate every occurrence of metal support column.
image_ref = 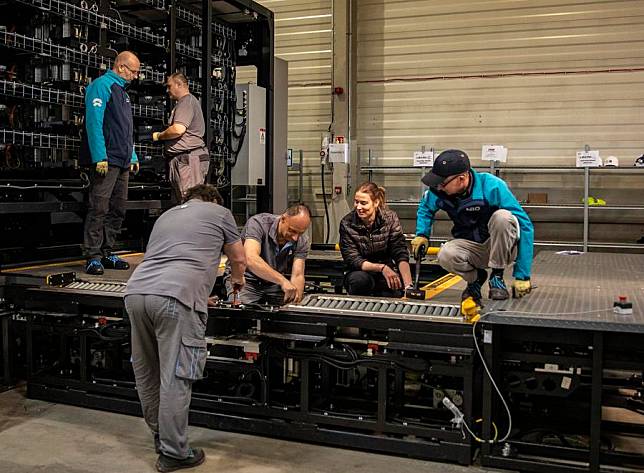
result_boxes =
[80,333,88,383]
[583,167,590,252]
[26,314,33,378]
[589,331,603,473]
[98,0,110,55]
[481,325,495,457]
[298,150,304,203]
[2,316,10,386]
[300,359,309,414]
[168,0,177,75]
[201,0,213,155]
[255,15,275,212]
[377,366,387,432]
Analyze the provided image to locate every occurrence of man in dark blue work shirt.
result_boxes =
[80,51,140,275]
[224,204,311,305]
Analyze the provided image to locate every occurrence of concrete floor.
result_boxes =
[0,386,505,473]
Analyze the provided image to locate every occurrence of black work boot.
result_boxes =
[156,448,205,473]
[101,254,130,270]
[461,269,487,303]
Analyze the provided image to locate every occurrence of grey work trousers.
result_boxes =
[168,150,210,203]
[125,294,208,459]
[83,165,129,259]
[437,209,519,283]
[224,279,286,306]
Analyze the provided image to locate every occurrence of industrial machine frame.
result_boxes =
[14,288,477,466]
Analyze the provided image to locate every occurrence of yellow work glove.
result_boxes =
[152,131,161,142]
[411,235,429,259]
[512,279,532,298]
[96,161,108,176]
[130,162,139,174]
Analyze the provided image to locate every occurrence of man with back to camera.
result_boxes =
[152,72,209,203]
[410,149,534,303]
[125,184,246,472]
[224,204,312,306]
[81,51,140,275]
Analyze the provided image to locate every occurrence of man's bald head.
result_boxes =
[277,204,311,245]
[113,51,141,81]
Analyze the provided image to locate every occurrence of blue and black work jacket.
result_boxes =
[80,70,138,169]
[415,169,534,280]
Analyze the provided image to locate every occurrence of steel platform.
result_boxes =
[482,251,644,332]
[3,251,643,330]
[0,253,144,311]
[476,252,644,473]
[1,249,446,306]
[1,253,142,285]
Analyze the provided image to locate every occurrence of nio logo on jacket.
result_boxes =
[92,98,103,107]
[436,196,494,244]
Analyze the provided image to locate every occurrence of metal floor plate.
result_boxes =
[483,251,644,332]
[0,254,144,283]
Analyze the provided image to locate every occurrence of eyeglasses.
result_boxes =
[437,174,462,189]
[122,64,140,77]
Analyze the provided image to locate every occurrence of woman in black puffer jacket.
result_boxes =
[339,182,413,297]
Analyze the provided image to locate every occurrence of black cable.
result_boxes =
[276,345,424,372]
[341,343,359,361]
[321,163,330,244]
[194,392,258,405]
[310,408,376,421]
[213,301,280,312]
[76,327,128,342]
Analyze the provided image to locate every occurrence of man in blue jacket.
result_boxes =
[411,149,534,302]
[81,51,140,275]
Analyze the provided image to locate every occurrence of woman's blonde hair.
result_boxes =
[355,181,387,209]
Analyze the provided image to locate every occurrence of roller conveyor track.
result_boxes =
[61,280,127,293]
[287,294,462,321]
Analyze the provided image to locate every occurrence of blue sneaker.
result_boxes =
[85,258,104,275]
[489,274,509,300]
[101,254,130,270]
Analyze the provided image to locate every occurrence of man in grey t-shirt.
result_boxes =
[125,184,246,472]
[152,72,209,203]
[225,203,311,306]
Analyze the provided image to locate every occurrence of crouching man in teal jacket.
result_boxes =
[411,149,534,302]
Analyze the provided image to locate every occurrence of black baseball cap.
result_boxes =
[421,149,471,187]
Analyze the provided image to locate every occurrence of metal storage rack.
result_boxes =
[0,0,275,264]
